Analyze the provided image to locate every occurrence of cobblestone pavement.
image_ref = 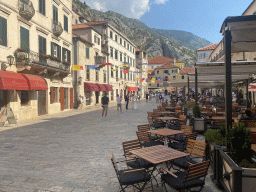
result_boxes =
[0,99,223,192]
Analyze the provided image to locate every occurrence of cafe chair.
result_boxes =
[161,160,210,192]
[110,151,152,192]
[137,124,158,141]
[171,139,207,170]
[136,131,163,147]
[168,132,197,151]
[147,117,165,129]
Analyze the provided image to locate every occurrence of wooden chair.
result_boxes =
[181,125,193,134]
[137,124,150,132]
[168,132,198,151]
[110,151,152,192]
[171,139,207,170]
[241,120,256,128]
[179,115,186,125]
[216,108,225,113]
[147,117,164,129]
[136,131,163,147]
[161,160,210,192]
[147,111,153,117]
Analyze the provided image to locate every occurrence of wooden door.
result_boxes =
[38,90,47,116]
[60,87,64,110]
[70,88,74,109]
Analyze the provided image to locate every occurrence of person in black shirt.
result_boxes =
[125,94,129,109]
[101,93,109,119]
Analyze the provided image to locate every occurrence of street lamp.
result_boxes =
[7,55,14,66]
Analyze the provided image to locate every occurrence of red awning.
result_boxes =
[96,83,107,91]
[84,82,99,92]
[21,74,47,90]
[104,84,113,91]
[0,70,29,90]
[127,87,138,92]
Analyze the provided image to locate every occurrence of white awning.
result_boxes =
[189,74,251,81]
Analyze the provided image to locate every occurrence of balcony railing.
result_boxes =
[52,20,63,37]
[19,0,35,20]
[15,50,69,71]
[211,50,225,62]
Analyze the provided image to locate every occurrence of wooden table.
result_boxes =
[148,129,183,147]
[209,116,239,123]
[130,145,189,165]
[155,111,175,116]
[165,107,175,111]
[155,116,179,127]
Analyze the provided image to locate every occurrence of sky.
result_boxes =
[82,0,253,44]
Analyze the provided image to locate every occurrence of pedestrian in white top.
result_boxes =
[116,94,122,114]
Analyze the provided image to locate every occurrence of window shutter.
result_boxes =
[38,36,42,53]
[42,0,45,15]
[57,45,61,59]
[20,26,29,51]
[67,50,70,63]
[51,42,54,56]
[64,15,68,32]
[86,47,89,58]
[2,17,7,46]
[50,87,54,104]
[62,47,64,61]
[43,37,46,54]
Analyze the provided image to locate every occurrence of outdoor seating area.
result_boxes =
[110,102,213,191]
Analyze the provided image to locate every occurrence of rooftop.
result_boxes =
[86,21,107,26]
[197,44,218,51]
[155,64,178,70]
[179,67,195,74]
[72,24,92,30]
[148,56,182,64]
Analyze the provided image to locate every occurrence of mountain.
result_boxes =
[73,0,212,66]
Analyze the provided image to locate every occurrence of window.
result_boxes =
[157,83,159,87]
[165,76,168,81]
[124,56,126,63]
[120,53,122,61]
[133,74,135,81]
[116,68,118,78]
[149,83,152,86]
[95,52,98,56]
[120,38,122,44]
[53,87,58,102]
[75,19,78,24]
[151,66,154,69]
[164,70,169,74]
[120,69,123,78]
[51,42,61,59]
[104,71,106,83]
[132,59,134,67]
[110,31,113,38]
[115,50,118,60]
[124,40,126,47]
[64,15,68,32]
[20,91,29,105]
[124,73,126,79]
[173,76,176,80]
[86,47,89,58]
[157,71,159,74]
[136,52,140,58]
[133,48,135,53]
[53,5,58,23]
[127,57,129,64]
[96,71,99,81]
[111,67,113,77]
[39,0,45,15]
[115,34,117,42]
[110,48,113,58]
[200,53,206,59]
[0,16,7,47]
[62,48,70,63]
[172,69,177,73]
[20,26,29,51]
[86,68,90,80]
[111,91,113,101]
[127,43,129,50]
[182,75,185,79]
[127,72,129,80]
[38,35,46,55]
[94,35,100,45]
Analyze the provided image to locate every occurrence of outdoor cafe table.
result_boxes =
[147,129,183,147]
[165,107,175,111]
[209,116,239,123]
[155,111,175,116]
[155,116,179,126]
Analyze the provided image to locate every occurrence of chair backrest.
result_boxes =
[241,120,256,128]
[179,115,186,121]
[122,139,142,157]
[213,119,225,126]
[147,117,154,124]
[110,151,119,174]
[181,125,193,134]
[160,107,166,111]
[184,132,198,143]
[186,160,210,180]
[186,139,207,158]
[216,108,225,112]
[153,109,159,113]
[138,124,150,132]
[136,131,151,143]
[175,105,181,110]
[250,132,256,144]
[147,111,153,117]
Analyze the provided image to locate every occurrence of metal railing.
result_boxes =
[18,0,35,20]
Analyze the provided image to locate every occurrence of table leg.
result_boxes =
[164,136,168,147]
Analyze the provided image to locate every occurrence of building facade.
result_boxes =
[197,44,218,62]
[0,0,73,122]
[148,56,183,71]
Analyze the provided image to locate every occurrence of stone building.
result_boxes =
[197,44,218,62]
[0,0,73,122]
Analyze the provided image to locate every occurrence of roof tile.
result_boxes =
[198,44,218,51]
[148,56,182,64]
[179,67,195,74]
[72,24,91,30]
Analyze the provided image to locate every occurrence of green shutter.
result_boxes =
[39,36,46,54]
[51,42,54,56]
[64,15,68,32]
[116,69,118,78]
[20,26,29,51]
[67,50,70,63]
[43,37,46,54]
[62,47,64,61]
[0,17,7,47]
[53,5,58,23]
[86,47,89,58]
[39,0,45,15]
[57,45,61,59]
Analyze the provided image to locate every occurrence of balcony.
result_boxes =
[95,56,106,68]
[123,62,130,71]
[15,50,70,74]
[18,0,35,21]
[52,21,63,37]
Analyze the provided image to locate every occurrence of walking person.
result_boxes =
[116,94,122,114]
[79,95,84,108]
[125,94,129,109]
[131,94,135,109]
[101,93,109,119]
[146,93,149,102]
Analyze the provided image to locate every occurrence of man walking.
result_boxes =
[125,94,129,109]
[101,93,109,119]
[116,94,122,114]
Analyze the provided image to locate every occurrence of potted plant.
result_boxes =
[193,105,206,132]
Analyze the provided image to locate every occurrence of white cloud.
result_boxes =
[83,0,152,19]
[154,0,167,4]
